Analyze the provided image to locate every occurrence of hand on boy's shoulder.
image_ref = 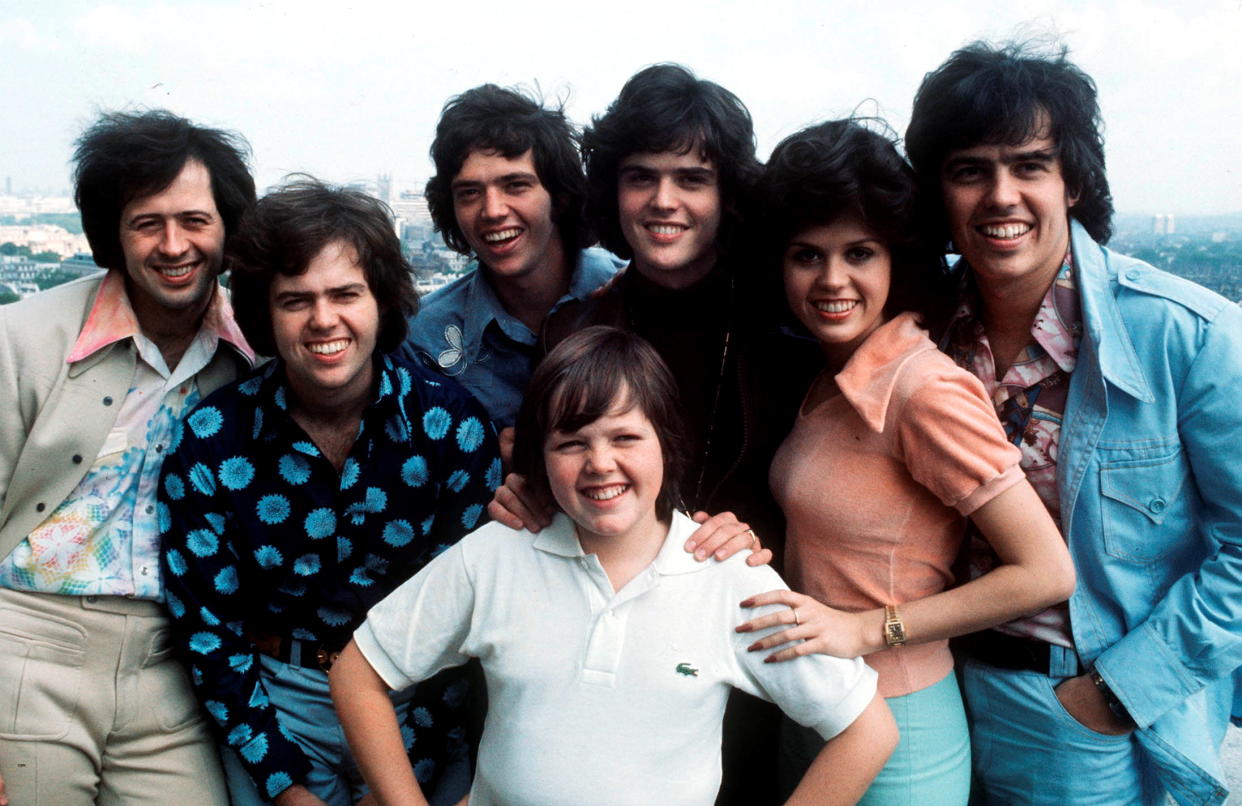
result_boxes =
[684,510,773,567]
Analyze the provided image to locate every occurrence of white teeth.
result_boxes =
[646,224,685,235]
[583,484,628,501]
[979,223,1031,239]
[483,228,520,243]
[814,300,857,313]
[308,339,348,355]
[157,263,195,278]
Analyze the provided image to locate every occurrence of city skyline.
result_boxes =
[2,0,1241,215]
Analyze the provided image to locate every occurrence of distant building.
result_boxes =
[61,252,101,277]
[0,223,89,257]
[1153,213,1177,235]
[0,255,44,284]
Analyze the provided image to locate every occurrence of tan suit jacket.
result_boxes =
[0,272,250,562]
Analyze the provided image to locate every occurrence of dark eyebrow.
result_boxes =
[451,171,538,190]
[1003,149,1058,165]
[125,209,215,225]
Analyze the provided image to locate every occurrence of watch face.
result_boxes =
[885,621,906,645]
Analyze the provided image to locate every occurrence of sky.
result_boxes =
[2,0,1240,216]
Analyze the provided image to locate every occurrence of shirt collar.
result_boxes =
[531,511,709,577]
[944,250,1080,376]
[252,353,409,443]
[835,312,937,433]
[66,270,255,365]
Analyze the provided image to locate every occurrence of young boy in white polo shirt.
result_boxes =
[330,327,895,805]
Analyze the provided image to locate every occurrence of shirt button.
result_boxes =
[103,396,113,406]
[85,595,98,603]
[146,504,154,514]
[1125,270,1140,281]
[1148,498,1167,514]
[155,444,164,453]
[72,454,83,464]
[35,502,45,512]
[141,566,149,576]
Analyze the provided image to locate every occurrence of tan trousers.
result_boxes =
[0,587,227,805]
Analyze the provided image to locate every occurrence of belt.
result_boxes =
[248,631,341,672]
[953,629,1055,675]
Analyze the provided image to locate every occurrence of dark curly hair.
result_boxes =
[73,109,255,272]
[906,40,1114,245]
[760,118,953,333]
[425,84,590,257]
[512,326,686,521]
[227,177,417,357]
[583,64,761,262]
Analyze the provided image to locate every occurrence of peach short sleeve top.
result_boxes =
[770,312,1025,698]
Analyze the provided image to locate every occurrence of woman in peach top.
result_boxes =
[734,120,1075,805]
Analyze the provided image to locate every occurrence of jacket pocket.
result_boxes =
[1098,447,1188,563]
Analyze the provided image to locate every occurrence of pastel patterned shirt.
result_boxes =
[0,270,253,598]
[943,254,1081,647]
[159,354,501,799]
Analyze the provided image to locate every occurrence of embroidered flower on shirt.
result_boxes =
[437,324,466,374]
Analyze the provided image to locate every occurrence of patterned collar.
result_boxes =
[245,353,414,447]
[944,251,1082,379]
[67,269,254,364]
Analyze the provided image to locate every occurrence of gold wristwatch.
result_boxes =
[883,604,907,647]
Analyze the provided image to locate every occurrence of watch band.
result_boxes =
[1089,666,1136,728]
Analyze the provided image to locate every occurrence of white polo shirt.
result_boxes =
[356,511,877,806]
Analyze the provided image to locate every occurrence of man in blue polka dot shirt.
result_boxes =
[159,179,501,806]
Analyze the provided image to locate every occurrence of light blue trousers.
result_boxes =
[780,671,971,805]
[962,658,1165,805]
[222,655,469,806]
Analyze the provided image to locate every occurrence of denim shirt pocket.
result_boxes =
[1098,445,1188,563]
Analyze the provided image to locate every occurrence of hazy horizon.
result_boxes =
[3,0,1240,216]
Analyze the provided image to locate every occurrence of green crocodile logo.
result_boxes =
[675,662,699,677]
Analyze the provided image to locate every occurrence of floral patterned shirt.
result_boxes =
[159,354,500,799]
[943,254,1081,647]
[0,271,253,598]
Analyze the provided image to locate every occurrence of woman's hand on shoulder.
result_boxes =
[683,511,773,566]
[736,590,881,661]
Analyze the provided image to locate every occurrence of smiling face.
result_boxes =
[783,215,892,368]
[270,240,379,409]
[451,148,566,285]
[544,394,665,551]
[940,128,1077,297]
[119,158,224,325]
[617,149,722,290]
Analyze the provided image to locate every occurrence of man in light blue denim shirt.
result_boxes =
[399,85,621,428]
[907,41,1242,805]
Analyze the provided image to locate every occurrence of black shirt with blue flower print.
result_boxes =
[159,354,501,800]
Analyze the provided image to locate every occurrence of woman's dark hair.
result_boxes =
[228,177,417,357]
[760,118,953,332]
[905,40,1113,245]
[512,326,686,521]
[583,63,762,262]
[73,109,255,272]
[425,84,590,256]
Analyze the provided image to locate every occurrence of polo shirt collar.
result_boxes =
[532,510,709,577]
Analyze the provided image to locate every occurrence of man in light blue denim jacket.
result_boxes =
[906,41,1242,805]
[398,84,620,429]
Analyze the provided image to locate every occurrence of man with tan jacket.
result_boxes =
[0,110,256,805]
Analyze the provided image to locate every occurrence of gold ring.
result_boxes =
[746,528,758,548]
[793,609,800,626]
